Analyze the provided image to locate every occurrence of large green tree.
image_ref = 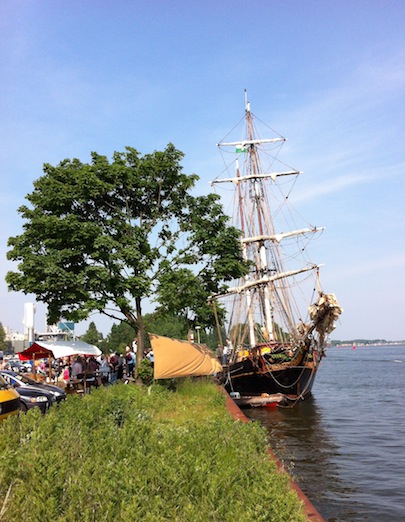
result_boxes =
[6,144,248,371]
[0,322,9,353]
[104,321,136,355]
[143,312,190,343]
[80,321,103,346]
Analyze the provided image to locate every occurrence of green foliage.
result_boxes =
[144,312,189,340]
[104,321,136,354]
[331,339,400,346]
[0,381,306,522]
[137,358,154,385]
[0,322,8,352]
[6,145,248,336]
[80,321,103,346]
[104,313,222,353]
[200,326,227,350]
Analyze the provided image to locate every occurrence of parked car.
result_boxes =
[0,374,21,421]
[3,359,29,373]
[0,371,55,413]
[17,387,55,413]
[0,370,66,404]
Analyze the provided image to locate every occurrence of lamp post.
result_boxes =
[195,326,201,344]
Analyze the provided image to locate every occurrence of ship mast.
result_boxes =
[245,98,268,343]
[212,93,323,349]
[235,155,256,348]
[246,94,277,344]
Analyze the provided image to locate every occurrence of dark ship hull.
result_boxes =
[222,351,322,406]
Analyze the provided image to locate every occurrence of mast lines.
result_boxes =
[212,93,323,348]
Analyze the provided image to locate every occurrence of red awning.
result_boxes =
[18,343,52,360]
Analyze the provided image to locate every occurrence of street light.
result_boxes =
[195,326,201,344]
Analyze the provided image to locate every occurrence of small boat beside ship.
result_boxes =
[209,93,342,407]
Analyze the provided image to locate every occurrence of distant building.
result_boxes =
[35,321,75,342]
[4,318,75,354]
[4,327,28,354]
[4,327,25,342]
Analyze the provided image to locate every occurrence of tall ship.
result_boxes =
[210,93,342,407]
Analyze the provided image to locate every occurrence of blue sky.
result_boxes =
[1,0,405,341]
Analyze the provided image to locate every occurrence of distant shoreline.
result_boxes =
[331,341,405,347]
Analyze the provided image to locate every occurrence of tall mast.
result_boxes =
[245,93,274,343]
[236,156,256,348]
[240,94,257,347]
[212,93,325,349]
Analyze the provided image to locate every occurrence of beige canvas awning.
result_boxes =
[150,334,222,379]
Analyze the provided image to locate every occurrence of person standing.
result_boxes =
[98,355,110,385]
[223,338,233,365]
[125,346,135,377]
[109,353,118,384]
[62,366,70,384]
[116,353,124,380]
[87,356,99,376]
[146,349,154,368]
[71,356,85,392]
[71,356,84,379]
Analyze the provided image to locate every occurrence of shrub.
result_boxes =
[0,380,306,521]
[137,358,154,385]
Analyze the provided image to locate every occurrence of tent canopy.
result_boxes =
[18,340,102,361]
[150,333,222,379]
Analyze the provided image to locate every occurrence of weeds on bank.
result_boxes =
[0,379,306,522]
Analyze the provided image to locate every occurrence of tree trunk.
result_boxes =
[135,295,144,379]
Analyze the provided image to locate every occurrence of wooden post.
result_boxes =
[212,300,223,347]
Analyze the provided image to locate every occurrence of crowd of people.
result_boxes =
[216,338,233,366]
[60,343,154,390]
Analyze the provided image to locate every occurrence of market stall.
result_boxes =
[18,340,102,386]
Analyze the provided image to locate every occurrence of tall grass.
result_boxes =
[0,379,306,521]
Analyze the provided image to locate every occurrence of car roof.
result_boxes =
[0,372,52,395]
[15,386,54,398]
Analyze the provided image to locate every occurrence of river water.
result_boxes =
[244,344,405,522]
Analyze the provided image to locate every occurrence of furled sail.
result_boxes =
[308,293,343,340]
[150,334,222,379]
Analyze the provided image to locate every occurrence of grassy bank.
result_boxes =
[0,379,306,521]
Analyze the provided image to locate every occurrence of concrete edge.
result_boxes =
[222,388,325,522]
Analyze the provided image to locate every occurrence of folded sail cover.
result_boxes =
[150,334,222,379]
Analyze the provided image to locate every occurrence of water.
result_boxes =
[244,345,405,522]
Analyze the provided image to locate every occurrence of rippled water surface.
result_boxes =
[245,345,405,522]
